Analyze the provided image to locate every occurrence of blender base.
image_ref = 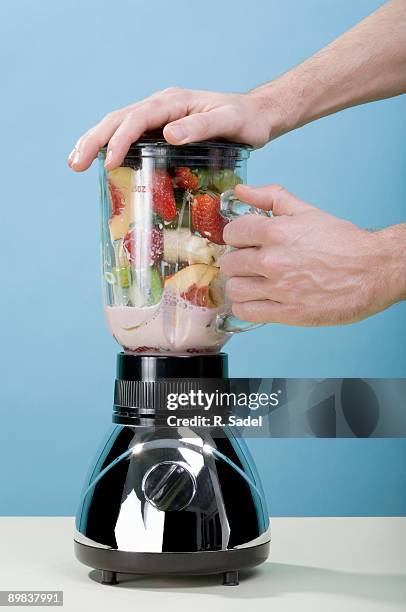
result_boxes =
[74,540,270,586]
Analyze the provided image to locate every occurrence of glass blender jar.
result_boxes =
[99,132,266,354]
[74,135,272,585]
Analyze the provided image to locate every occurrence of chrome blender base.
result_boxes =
[74,540,270,586]
[75,354,271,587]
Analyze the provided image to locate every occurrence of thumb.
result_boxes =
[164,106,241,145]
[234,183,311,216]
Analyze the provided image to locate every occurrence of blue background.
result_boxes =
[0,0,405,516]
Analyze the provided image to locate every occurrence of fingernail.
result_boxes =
[104,149,113,167]
[72,149,80,167]
[67,148,75,166]
[166,124,188,142]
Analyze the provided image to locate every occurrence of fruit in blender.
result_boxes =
[148,266,164,304]
[123,227,164,266]
[195,168,242,192]
[165,263,222,308]
[191,193,228,245]
[152,170,177,221]
[163,228,225,265]
[129,266,163,307]
[174,167,199,190]
[112,266,132,288]
[210,169,242,192]
[108,167,135,241]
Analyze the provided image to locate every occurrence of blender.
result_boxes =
[74,133,271,586]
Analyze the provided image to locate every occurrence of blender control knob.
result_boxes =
[142,462,196,512]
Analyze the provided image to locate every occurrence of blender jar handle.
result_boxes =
[215,189,271,334]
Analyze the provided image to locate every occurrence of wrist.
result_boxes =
[248,67,320,141]
[247,77,302,141]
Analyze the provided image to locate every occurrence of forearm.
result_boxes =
[376,223,406,307]
[251,0,406,139]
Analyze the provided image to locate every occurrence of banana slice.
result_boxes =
[164,229,225,266]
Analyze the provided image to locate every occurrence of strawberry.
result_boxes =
[175,167,199,191]
[108,180,125,216]
[191,193,228,245]
[181,284,211,307]
[134,346,159,353]
[152,170,177,221]
[123,227,163,266]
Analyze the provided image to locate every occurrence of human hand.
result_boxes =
[67,88,273,172]
[220,184,406,326]
[67,3,406,174]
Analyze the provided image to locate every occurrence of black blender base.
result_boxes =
[101,570,117,585]
[100,569,239,586]
[223,570,239,586]
[75,540,270,586]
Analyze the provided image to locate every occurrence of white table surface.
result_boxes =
[0,517,405,612]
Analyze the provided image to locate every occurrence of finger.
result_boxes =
[223,215,273,247]
[219,247,266,278]
[234,183,311,216]
[164,105,243,145]
[68,112,125,171]
[221,246,289,281]
[232,300,302,325]
[104,99,188,169]
[69,89,191,172]
[226,276,283,303]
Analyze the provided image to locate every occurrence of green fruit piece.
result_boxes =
[130,266,163,306]
[211,169,242,192]
[148,266,163,305]
[195,168,211,190]
[112,266,132,288]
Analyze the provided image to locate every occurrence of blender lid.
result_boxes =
[100,129,252,152]
[128,129,252,150]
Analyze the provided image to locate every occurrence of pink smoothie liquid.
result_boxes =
[105,290,227,355]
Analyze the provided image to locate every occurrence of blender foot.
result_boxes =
[101,570,117,585]
[223,570,239,586]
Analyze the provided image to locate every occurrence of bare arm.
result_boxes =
[68,0,406,171]
[256,0,406,139]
